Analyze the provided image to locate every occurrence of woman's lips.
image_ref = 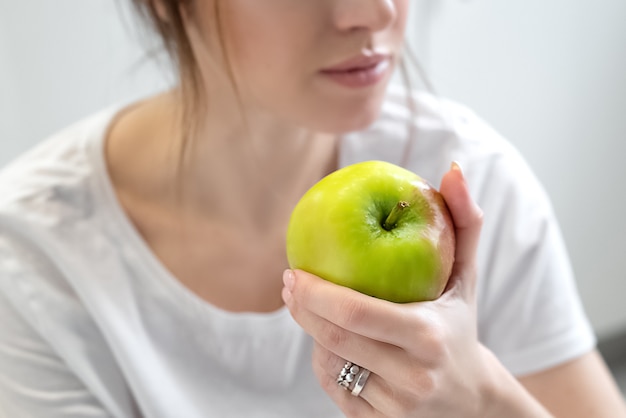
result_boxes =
[320,55,391,89]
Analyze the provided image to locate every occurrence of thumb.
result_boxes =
[439,161,483,297]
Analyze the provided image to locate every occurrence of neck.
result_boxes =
[107,90,340,230]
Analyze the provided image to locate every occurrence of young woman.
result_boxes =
[0,1,624,417]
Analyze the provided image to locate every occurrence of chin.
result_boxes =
[330,110,381,134]
[311,94,387,134]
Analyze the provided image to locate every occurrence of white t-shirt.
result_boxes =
[0,87,596,418]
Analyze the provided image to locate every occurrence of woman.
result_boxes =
[0,1,624,417]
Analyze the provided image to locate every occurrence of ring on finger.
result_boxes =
[350,368,371,397]
[335,361,371,397]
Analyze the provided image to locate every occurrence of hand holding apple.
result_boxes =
[281,165,546,418]
[286,160,455,303]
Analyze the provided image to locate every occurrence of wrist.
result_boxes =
[479,346,553,418]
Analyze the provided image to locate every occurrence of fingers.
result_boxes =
[311,344,377,417]
[282,274,443,399]
[282,281,408,381]
[282,269,432,349]
[439,162,483,296]
[284,162,483,417]
[313,343,417,418]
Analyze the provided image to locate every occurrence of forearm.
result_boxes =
[519,350,626,418]
[480,347,554,418]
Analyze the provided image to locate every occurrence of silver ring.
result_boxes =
[336,361,360,390]
[336,361,371,397]
[351,368,371,397]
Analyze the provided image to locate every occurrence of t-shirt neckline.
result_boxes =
[86,102,291,324]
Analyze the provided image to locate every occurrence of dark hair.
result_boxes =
[130,0,210,171]
[129,0,428,170]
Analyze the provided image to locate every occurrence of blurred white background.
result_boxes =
[1,1,625,341]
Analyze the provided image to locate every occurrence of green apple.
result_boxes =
[286,160,455,303]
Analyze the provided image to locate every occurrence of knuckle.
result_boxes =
[407,314,448,364]
[338,297,368,329]
[405,367,437,402]
[312,344,338,374]
[422,326,447,361]
[321,322,348,351]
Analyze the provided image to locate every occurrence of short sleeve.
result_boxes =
[474,148,597,377]
[0,225,139,418]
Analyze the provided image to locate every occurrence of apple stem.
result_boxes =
[383,201,410,231]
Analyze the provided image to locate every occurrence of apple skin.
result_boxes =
[286,160,455,303]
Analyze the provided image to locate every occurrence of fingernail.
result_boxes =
[451,161,463,174]
[283,269,295,291]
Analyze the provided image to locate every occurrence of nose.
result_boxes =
[333,0,397,33]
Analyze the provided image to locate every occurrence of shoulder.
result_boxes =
[0,106,119,228]
[0,106,118,316]
[0,106,127,355]
[343,85,542,208]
